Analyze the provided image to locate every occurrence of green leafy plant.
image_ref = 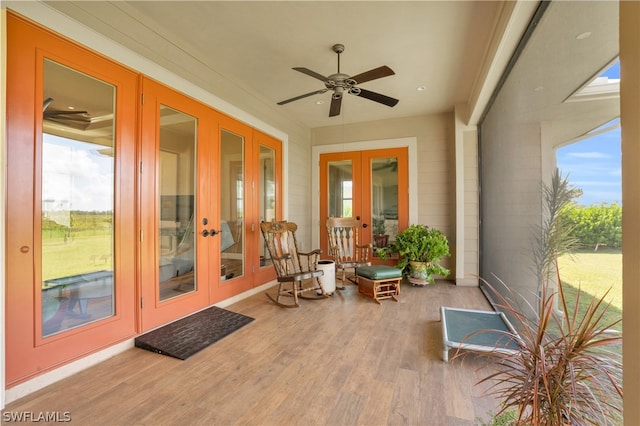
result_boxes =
[372,216,386,235]
[476,408,518,426]
[563,202,622,249]
[377,224,450,280]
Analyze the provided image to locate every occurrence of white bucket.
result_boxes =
[316,260,336,294]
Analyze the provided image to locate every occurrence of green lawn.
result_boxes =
[42,233,113,282]
[557,249,622,332]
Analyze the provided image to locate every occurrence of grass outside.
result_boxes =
[42,232,113,282]
[557,249,622,332]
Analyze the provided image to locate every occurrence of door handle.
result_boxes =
[201,229,219,237]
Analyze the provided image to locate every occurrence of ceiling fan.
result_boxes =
[277,44,399,117]
[43,97,92,130]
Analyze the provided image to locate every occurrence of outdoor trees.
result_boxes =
[562,203,622,249]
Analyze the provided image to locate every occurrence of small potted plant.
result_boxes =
[372,216,389,248]
[377,224,450,285]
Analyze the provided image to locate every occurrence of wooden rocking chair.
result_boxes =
[326,217,372,287]
[260,220,327,308]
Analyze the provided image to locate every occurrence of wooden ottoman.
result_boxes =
[356,265,402,304]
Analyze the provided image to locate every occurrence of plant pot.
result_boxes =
[408,261,430,286]
[373,234,389,248]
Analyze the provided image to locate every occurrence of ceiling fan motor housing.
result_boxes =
[278,43,398,117]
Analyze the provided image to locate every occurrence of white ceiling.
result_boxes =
[36,1,619,137]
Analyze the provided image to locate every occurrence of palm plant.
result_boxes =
[464,169,623,425]
[475,278,622,425]
[531,168,579,296]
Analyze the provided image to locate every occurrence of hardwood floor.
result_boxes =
[3,281,501,425]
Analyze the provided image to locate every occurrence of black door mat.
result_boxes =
[135,306,254,360]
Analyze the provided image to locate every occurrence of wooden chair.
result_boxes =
[260,220,327,308]
[326,217,372,287]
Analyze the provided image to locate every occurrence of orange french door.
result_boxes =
[5,12,285,385]
[139,77,219,331]
[213,123,280,300]
[319,148,409,261]
[139,82,283,324]
[5,13,138,386]
[214,115,255,300]
[247,130,281,286]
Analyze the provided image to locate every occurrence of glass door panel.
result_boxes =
[250,130,281,285]
[158,106,197,301]
[259,144,276,269]
[328,160,354,217]
[370,157,399,249]
[362,148,409,261]
[319,151,362,257]
[220,129,245,281]
[41,59,116,337]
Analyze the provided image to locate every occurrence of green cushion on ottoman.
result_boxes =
[356,265,402,280]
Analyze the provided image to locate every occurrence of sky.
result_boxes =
[556,125,621,206]
[43,134,114,216]
[556,61,621,207]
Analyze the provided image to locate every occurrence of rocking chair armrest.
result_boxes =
[270,253,293,262]
[356,243,373,249]
[298,249,322,257]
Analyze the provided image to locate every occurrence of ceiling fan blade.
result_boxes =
[350,65,395,84]
[45,117,91,131]
[293,67,329,82]
[44,110,89,117]
[353,88,399,107]
[277,89,328,105]
[329,95,342,117]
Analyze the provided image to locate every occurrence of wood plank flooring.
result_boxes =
[3,281,502,425]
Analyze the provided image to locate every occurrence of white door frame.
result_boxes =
[311,137,418,249]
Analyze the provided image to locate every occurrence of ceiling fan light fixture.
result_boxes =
[278,43,398,117]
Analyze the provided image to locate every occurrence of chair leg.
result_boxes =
[336,268,346,290]
[297,279,329,300]
[265,282,300,308]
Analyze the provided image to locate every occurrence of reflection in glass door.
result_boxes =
[259,145,277,268]
[320,148,408,260]
[220,130,245,281]
[158,106,197,301]
[328,159,354,217]
[41,59,116,337]
[370,157,400,249]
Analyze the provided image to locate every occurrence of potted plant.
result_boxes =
[372,216,389,248]
[466,171,622,424]
[377,224,450,285]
